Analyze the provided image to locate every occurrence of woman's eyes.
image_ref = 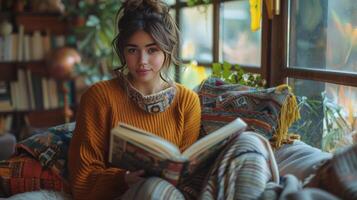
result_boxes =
[127,48,137,54]
[147,47,159,54]
[126,47,160,54]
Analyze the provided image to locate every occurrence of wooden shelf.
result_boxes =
[15,13,69,35]
[1,108,66,129]
[0,106,76,127]
[0,63,17,81]
[27,107,75,128]
[0,61,48,81]
[0,10,77,133]
[0,105,75,114]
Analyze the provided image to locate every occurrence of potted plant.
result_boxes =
[65,0,121,84]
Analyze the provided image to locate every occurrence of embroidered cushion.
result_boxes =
[0,155,64,197]
[0,123,75,197]
[15,122,75,182]
[198,77,300,148]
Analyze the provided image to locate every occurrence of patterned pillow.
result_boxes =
[0,155,65,197]
[198,77,300,148]
[0,123,75,197]
[15,122,75,182]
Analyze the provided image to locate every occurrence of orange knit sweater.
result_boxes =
[68,78,201,200]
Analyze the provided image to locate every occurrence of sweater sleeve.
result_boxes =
[68,84,128,200]
[179,89,201,152]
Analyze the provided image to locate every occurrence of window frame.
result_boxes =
[171,0,265,80]
[269,0,357,87]
[172,0,357,88]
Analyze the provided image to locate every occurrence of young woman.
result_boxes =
[67,0,201,199]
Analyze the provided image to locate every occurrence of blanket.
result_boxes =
[199,132,278,200]
[122,132,279,200]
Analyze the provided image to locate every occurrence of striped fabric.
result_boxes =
[117,132,279,200]
[199,132,279,200]
[306,144,357,200]
[119,177,184,200]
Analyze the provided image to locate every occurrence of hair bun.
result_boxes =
[122,0,169,14]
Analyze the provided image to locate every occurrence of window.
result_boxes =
[180,5,213,62]
[288,0,356,74]
[279,0,357,151]
[172,0,357,151]
[173,0,264,87]
[220,1,261,67]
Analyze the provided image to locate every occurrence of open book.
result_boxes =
[109,118,247,186]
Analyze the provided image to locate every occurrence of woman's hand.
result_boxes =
[124,170,145,187]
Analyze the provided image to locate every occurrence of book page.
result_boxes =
[111,123,183,160]
[183,118,246,158]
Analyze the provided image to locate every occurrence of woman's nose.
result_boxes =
[139,51,149,64]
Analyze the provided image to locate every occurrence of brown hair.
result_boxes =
[113,0,180,77]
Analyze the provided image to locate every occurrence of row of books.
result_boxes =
[0,69,74,112]
[0,115,13,134]
[0,25,66,62]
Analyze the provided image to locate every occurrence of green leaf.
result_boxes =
[212,63,222,76]
[222,61,231,71]
[234,64,241,70]
[78,30,95,50]
[222,70,231,80]
[86,15,100,27]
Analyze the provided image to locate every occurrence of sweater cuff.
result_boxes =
[117,170,129,194]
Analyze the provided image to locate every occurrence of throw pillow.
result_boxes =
[0,123,75,197]
[198,77,300,148]
[15,122,75,182]
[0,155,64,197]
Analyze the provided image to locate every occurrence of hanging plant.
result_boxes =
[211,61,266,88]
[186,0,212,7]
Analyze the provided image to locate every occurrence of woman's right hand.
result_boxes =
[124,170,145,187]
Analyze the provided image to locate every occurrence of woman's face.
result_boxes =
[124,30,165,85]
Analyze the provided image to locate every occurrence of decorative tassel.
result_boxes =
[274,85,301,148]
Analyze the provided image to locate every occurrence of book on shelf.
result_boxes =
[109,118,247,186]
[0,81,13,111]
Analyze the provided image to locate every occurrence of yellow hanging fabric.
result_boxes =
[249,0,262,32]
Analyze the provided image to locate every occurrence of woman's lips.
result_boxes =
[136,69,150,76]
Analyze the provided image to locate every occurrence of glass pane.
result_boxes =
[220,0,261,67]
[180,62,212,89]
[288,0,357,74]
[164,0,175,6]
[180,5,213,62]
[288,78,357,152]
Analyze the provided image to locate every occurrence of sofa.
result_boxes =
[0,77,356,199]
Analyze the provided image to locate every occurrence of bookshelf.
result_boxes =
[0,8,77,139]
